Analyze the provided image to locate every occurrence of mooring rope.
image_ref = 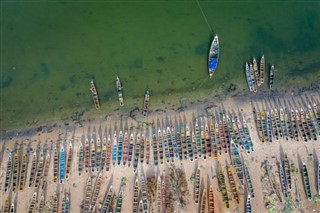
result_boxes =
[196,0,214,35]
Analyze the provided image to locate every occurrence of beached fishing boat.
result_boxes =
[52,194,58,213]
[143,90,149,116]
[133,133,141,173]
[208,185,214,213]
[176,125,183,160]
[232,116,242,148]
[244,161,255,198]
[90,80,100,109]
[205,123,212,158]
[210,119,217,159]
[318,161,320,195]
[101,136,107,170]
[274,109,283,139]
[218,120,227,154]
[106,136,112,171]
[302,163,312,201]
[260,55,265,84]
[116,76,124,106]
[227,115,238,146]
[146,128,151,165]
[253,57,260,86]
[245,194,252,213]
[4,154,13,192]
[34,150,44,188]
[122,130,129,166]
[167,127,175,163]
[140,133,146,164]
[19,152,27,190]
[260,111,269,142]
[101,185,113,213]
[12,153,19,192]
[90,172,102,211]
[280,108,289,141]
[195,120,202,158]
[245,63,254,92]
[180,124,188,160]
[279,162,288,198]
[305,107,317,141]
[200,124,207,159]
[116,190,123,213]
[158,129,164,164]
[249,64,257,92]
[9,203,14,213]
[171,126,179,159]
[128,133,134,167]
[65,143,73,179]
[290,109,299,141]
[90,138,96,172]
[141,174,148,213]
[157,176,161,213]
[133,178,139,213]
[229,140,244,183]
[3,198,9,213]
[227,167,240,204]
[200,188,207,213]
[308,103,320,136]
[186,125,193,161]
[270,109,279,141]
[266,111,273,143]
[282,154,292,190]
[269,65,274,89]
[208,35,219,78]
[65,193,70,213]
[161,177,166,213]
[38,194,45,213]
[284,108,294,140]
[152,127,159,166]
[117,130,123,165]
[215,121,222,155]
[61,195,66,213]
[112,131,118,166]
[96,136,102,170]
[84,176,92,212]
[296,109,308,142]
[59,145,65,184]
[300,108,311,141]
[253,107,263,142]
[28,192,37,213]
[218,166,229,208]
[29,152,37,187]
[84,138,90,173]
[191,132,198,161]
[195,166,201,204]
[78,143,83,176]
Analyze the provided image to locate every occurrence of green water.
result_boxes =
[1,1,320,130]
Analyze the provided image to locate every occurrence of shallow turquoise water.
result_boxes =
[1,1,320,129]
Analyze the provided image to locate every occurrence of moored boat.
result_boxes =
[90,80,100,109]
[90,172,103,212]
[269,65,274,89]
[227,167,240,204]
[143,90,150,116]
[122,130,129,166]
[84,138,90,173]
[208,35,219,78]
[19,152,27,190]
[245,194,252,213]
[65,142,73,179]
[78,143,84,176]
[29,152,37,187]
[253,57,260,86]
[245,63,254,92]
[194,166,201,204]
[116,76,124,106]
[260,55,265,84]
[59,145,65,184]
[12,152,19,192]
[90,138,96,172]
[133,178,139,213]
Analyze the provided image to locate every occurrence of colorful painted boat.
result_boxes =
[285,108,294,140]
[96,136,102,170]
[218,166,229,208]
[19,152,27,190]
[112,131,118,166]
[116,190,123,213]
[208,35,219,78]
[244,161,255,198]
[180,124,188,160]
[218,120,227,154]
[227,167,240,204]
[200,188,207,213]
[215,121,222,155]
[84,176,92,212]
[245,194,252,213]
[59,145,65,184]
[229,140,244,183]
[133,133,141,173]
[133,178,139,213]
[34,150,44,188]
[78,143,83,176]
[274,109,283,138]
[101,136,107,170]
[141,174,148,213]
[171,126,179,159]
[28,192,37,213]
[116,76,124,106]
[208,185,214,213]
[3,198,9,213]
[195,166,201,204]
[186,125,193,161]
[106,135,112,171]
[140,133,145,164]
[12,152,19,191]
[249,64,257,92]
[260,55,265,84]
[65,193,70,213]
[261,111,269,142]
[167,126,175,163]
[302,163,312,201]
[90,138,96,172]
[101,185,113,213]
[245,62,254,92]
[308,103,320,136]
[210,119,217,159]
[90,80,100,109]
[65,142,73,179]
[128,133,134,167]
[90,172,102,211]
[52,194,58,213]
[305,107,317,141]
[269,65,274,89]
[318,161,320,195]
[29,152,37,187]
[253,57,260,86]
[143,90,149,116]
[270,109,279,141]
[191,132,198,161]
[84,138,90,173]
[152,127,159,166]
[4,153,12,192]
[195,120,202,158]
[122,130,129,166]
[117,130,123,165]
[205,123,212,158]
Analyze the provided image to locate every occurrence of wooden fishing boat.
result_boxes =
[157,176,161,213]
[34,150,44,188]
[116,190,123,213]
[280,108,289,141]
[274,109,283,139]
[260,55,265,84]
[229,140,244,183]
[282,154,292,190]
[305,107,317,141]
[244,161,255,198]
[176,125,183,161]
[84,176,92,212]
[236,117,247,151]
[90,80,100,109]
[133,133,141,173]
[141,174,148,213]
[191,132,198,161]
[253,57,261,86]
[285,108,294,140]
[133,178,139,213]
[180,124,188,160]
[208,185,214,213]
[28,192,37,213]
[117,130,123,165]
[59,145,65,184]
[41,152,51,190]
[143,90,149,116]
[318,161,320,195]
[249,64,257,92]
[101,136,107,170]
[245,194,252,213]
[101,185,113,213]
[167,126,175,163]
[138,199,143,213]
[78,143,83,176]
[65,143,73,179]
[122,130,129,166]
[90,138,96,172]
[195,166,201,204]
[256,110,264,142]
[12,152,19,192]
[84,138,90,173]
[279,162,288,198]
[266,111,273,143]
[140,133,145,164]
[313,103,320,126]
[128,133,134,167]
[245,62,254,92]
[90,172,103,211]
[65,193,70,213]
[210,119,217,159]
[232,116,242,148]
[195,120,202,158]
[302,163,312,201]
[112,131,118,166]
[205,123,212,158]
[227,167,240,204]
[200,188,207,213]
[52,194,58,213]
[61,195,66,213]
[116,76,124,106]
[186,125,193,161]
[243,117,254,153]
[161,177,166,213]
[260,111,269,142]
[308,103,320,136]
[19,152,27,190]
[3,198,9,213]
[29,152,37,187]
[218,166,229,208]
[215,121,222,155]
[208,35,219,78]
[171,126,179,159]
[296,109,308,142]
[145,128,151,165]
[290,109,299,141]
[200,124,207,159]
[96,136,102,170]
[158,129,164,165]
[218,120,227,154]
[9,203,14,213]
[38,194,45,213]
[227,115,237,146]
[300,108,311,141]
[269,65,274,89]
[106,135,112,171]
[270,109,279,141]
[152,127,159,166]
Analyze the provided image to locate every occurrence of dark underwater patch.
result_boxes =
[194,42,207,55]
[255,26,286,52]
[156,56,166,63]
[0,75,13,88]
[288,61,320,77]
[128,57,143,69]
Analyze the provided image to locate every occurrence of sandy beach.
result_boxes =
[1,90,320,213]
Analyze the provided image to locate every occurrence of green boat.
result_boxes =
[302,163,312,201]
[116,190,123,213]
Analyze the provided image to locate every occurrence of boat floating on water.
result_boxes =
[208,35,219,78]
[269,65,274,89]
[259,55,265,84]
[90,80,100,109]
[116,76,124,106]
[143,90,150,117]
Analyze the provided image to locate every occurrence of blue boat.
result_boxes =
[117,131,123,165]
[171,126,179,159]
[162,129,170,163]
[112,131,117,166]
[267,111,273,143]
[245,63,254,92]
[59,145,65,184]
[208,35,219,78]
